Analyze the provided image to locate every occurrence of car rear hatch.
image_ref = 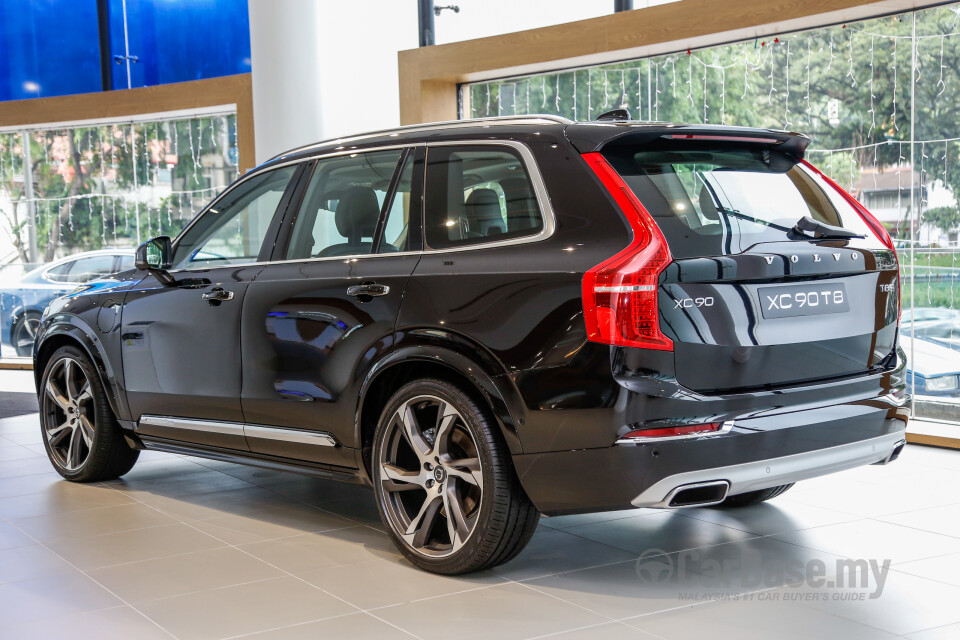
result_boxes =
[573,125,899,393]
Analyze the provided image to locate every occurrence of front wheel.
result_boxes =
[372,378,539,574]
[39,345,139,482]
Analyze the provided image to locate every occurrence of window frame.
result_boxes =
[421,140,555,253]
[266,145,425,264]
[167,162,308,273]
[166,138,554,270]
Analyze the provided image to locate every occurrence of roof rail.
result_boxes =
[266,114,573,163]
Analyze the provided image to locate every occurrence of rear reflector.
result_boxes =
[581,152,673,351]
[621,423,723,439]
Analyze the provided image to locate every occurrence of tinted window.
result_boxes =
[378,153,417,253]
[285,150,403,260]
[172,166,296,269]
[424,146,543,249]
[66,255,119,283]
[44,262,74,283]
[603,142,875,258]
[116,254,135,271]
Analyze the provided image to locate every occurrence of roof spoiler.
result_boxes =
[565,123,811,159]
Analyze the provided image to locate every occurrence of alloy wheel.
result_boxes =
[377,395,484,558]
[41,357,95,471]
[14,313,40,357]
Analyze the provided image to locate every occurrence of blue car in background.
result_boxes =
[901,334,960,398]
[0,249,134,357]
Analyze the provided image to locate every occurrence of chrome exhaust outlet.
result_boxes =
[660,480,730,508]
[872,439,907,465]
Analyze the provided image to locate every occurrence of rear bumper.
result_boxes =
[513,397,908,515]
[633,431,905,508]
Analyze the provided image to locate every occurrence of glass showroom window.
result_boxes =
[464,3,960,423]
[0,110,238,358]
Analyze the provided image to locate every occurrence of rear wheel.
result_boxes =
[12,311,41,357]
[715,483,794,508]
[39,346,139,482]
[372,378,539,574]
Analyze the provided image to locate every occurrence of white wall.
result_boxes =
[248,0,418,163]
[248,1,680,163]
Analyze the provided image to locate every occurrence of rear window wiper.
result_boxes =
[791,215,864,240]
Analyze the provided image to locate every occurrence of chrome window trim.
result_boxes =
[164,138,556,274]
[167,145,419,274]
[420,140,556,254]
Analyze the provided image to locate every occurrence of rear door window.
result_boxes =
[285,149,404,260]
[602,142,876,258]
[424,146,543,249]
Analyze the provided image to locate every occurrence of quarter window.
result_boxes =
[171,166,297,269]
[285,150,404,260]
[424,146,543,249]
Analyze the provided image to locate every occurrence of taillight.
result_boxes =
[620,423,723,440]
[801,159,901,321]
[581,152,673,350]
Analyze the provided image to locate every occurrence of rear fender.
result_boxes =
[357,329,527,456]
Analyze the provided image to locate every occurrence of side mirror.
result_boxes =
[135,236,172,271]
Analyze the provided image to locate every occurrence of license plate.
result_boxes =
[758,283,850,318]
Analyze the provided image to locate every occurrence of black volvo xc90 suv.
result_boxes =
[33,115,909,574]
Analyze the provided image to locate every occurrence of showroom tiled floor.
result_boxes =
[2,410,960,639]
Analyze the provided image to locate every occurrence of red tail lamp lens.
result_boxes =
[581,152,673,351]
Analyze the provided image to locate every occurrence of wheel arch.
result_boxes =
[355,339,526,481]
[34,321,126,420]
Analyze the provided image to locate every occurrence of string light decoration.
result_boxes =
[466,2,960,364]
[0,111,238,266]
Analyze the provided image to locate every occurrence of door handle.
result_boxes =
[346,283,390,298]
[202,287,234,302]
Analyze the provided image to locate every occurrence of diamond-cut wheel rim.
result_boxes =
[41,357,95,472]
[377,394,484,558]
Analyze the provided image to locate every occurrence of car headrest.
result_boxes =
[698,186,719,221]
[335,186,381,244]
[464,188,502,235]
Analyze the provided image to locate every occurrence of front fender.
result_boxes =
[357,328,528,456]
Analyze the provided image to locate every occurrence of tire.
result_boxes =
[39,345,139,482]
[371,378,539,574]
[12,311,41,357]
[714,483,794,508]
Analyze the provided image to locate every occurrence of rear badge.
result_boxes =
[758,283,850,318]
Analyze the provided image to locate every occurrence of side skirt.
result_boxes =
[135,435,367,485]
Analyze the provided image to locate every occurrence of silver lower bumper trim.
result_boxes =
[633,431,906,509]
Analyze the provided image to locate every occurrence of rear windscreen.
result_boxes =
[602,142,874,258]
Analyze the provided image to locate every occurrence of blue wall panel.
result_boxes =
[108,0,251,90]
[0,0,101,100]
[0,0,251,101]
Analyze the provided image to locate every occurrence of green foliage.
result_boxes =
[923,205,960,234]
[0,115,237,261]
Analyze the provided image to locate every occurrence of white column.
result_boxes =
[248,0,418,165]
